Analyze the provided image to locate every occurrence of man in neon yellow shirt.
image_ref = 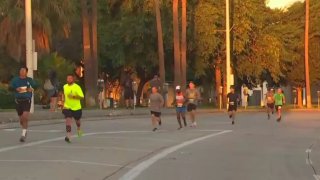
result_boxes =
[274,88,285,122]
[62,74,84,143]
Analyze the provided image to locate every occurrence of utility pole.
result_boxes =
[226,0,233,93]
[25,0,34,112]
[305,0,312,108]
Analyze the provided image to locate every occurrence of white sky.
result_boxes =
[267,0,305,9]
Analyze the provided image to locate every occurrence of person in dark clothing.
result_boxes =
[122,73,134,109]
[227,85,240,125]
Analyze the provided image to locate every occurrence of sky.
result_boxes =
[267,0,305,9]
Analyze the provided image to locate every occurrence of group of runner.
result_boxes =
[10,66,286,143]
[11,67,84,143]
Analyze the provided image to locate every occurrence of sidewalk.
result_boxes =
[1,106,319,128]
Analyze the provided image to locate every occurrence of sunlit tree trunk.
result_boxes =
[154,0,165,86]
[305,0,312,108]
[173,0,181,87]
[81,0,96,107]
[297,87,303,108]
[181,0,187,92]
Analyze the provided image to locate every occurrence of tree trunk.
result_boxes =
[154,0,165,86]
[223,70,227,108]
[81,0,95,107]
[180,0,187,92]
[215,64,222,108]
[173,0,181,87]
[297,87,303,108]
[91,0,98,90]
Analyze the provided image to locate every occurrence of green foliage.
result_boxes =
[37,53,74,89]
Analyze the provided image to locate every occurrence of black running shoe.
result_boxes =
[229,115,232,119]
[152,128,158,132]
[277,117,281,122]
[65,136,71,143]
[232,121,235,125]
[159,119,162,126]
[19,136,26,143]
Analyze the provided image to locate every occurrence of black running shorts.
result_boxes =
[62,109,82,120]
[15,98,31,116]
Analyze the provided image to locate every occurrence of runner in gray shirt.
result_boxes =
[149,87,164,131]
[186,82,201,127]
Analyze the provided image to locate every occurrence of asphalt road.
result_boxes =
[0,111,319,180]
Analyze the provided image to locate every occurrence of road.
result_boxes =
[0,111,319,180]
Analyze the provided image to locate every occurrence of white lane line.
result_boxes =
[314,175,320,180]
[0,131,158,153]
[91,136,177,143]
[0,159,125,168]
[306,149,312,153]
[3,129,63,133]
[120,130,232,180]
[38,145,151,153]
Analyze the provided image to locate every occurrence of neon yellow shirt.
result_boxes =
[63,83,84,110]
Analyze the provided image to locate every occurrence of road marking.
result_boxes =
[3,129,63,133]
[92,136,177,143]
[120,130,232,180]
[0,131,158,153]
[306,149,312,153]
[0,159,125,168]
[38,145,151,153]
[314,175,320,180]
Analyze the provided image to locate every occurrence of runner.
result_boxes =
[10,67,37,142]
[62,74,84,143]
[265,88,275,120]
[174,86,187,129]
[186,82,201,127]
[274,88,286,122]
[149,87,164,132]
[227,85,239,125]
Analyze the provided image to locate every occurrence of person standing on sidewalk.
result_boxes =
[274,88,285,122]
[186,82,201,127]
[174,85,187,129]
[149,87,164,132]
[62,74,84,143]
[227,85,239,125]
[10,67,37,142]
[265,88,275,120]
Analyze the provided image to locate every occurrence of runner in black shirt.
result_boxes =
[227,85,239,125]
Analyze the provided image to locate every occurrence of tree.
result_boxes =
[173,0,181,87]
[0,0,75,61]
[305,0,311,108]
[181,0,187,92]
[154,0,165,85]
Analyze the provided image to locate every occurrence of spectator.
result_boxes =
[122,73,134,109]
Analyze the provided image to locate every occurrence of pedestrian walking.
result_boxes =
[44,70,59,112]
[274,88,286,122]
[149,87,164,132]
[174,85,187,129]
[10,67,37,142]
[97,73,105,109]
[186,82,201,127]
[227,85,239,125]
[265,88,275,119]
[62,74,84,143]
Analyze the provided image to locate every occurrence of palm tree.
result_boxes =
[81,0,94,106]
[0,0,75,61]
[181,0,187,92]
[173,0,181,87]
[154,0,165,86]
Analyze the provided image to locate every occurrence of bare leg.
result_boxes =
[66,118,72,139]
[151,115,159,131]
[189,110,196,127]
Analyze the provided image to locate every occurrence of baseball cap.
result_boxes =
[176,85,181,90]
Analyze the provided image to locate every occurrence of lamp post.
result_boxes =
[25,0,34,112]
[305,0,312,108]
[226,0,233,94]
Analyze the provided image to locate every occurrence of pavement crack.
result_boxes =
[306,143,318,178]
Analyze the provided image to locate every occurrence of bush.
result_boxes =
[0,84,15,109]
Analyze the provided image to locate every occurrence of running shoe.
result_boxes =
[229,114,232,119]
[152,128,158,132]
[268,114,270,120]
[277,116,282,122]
[77,130,83,137]
[19,136,26,142]
[232,121,235,125]
[65,136,71,143]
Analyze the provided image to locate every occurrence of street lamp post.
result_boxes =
[226,0,233,93]
[305,0,312,108]
[25,0,34,112]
